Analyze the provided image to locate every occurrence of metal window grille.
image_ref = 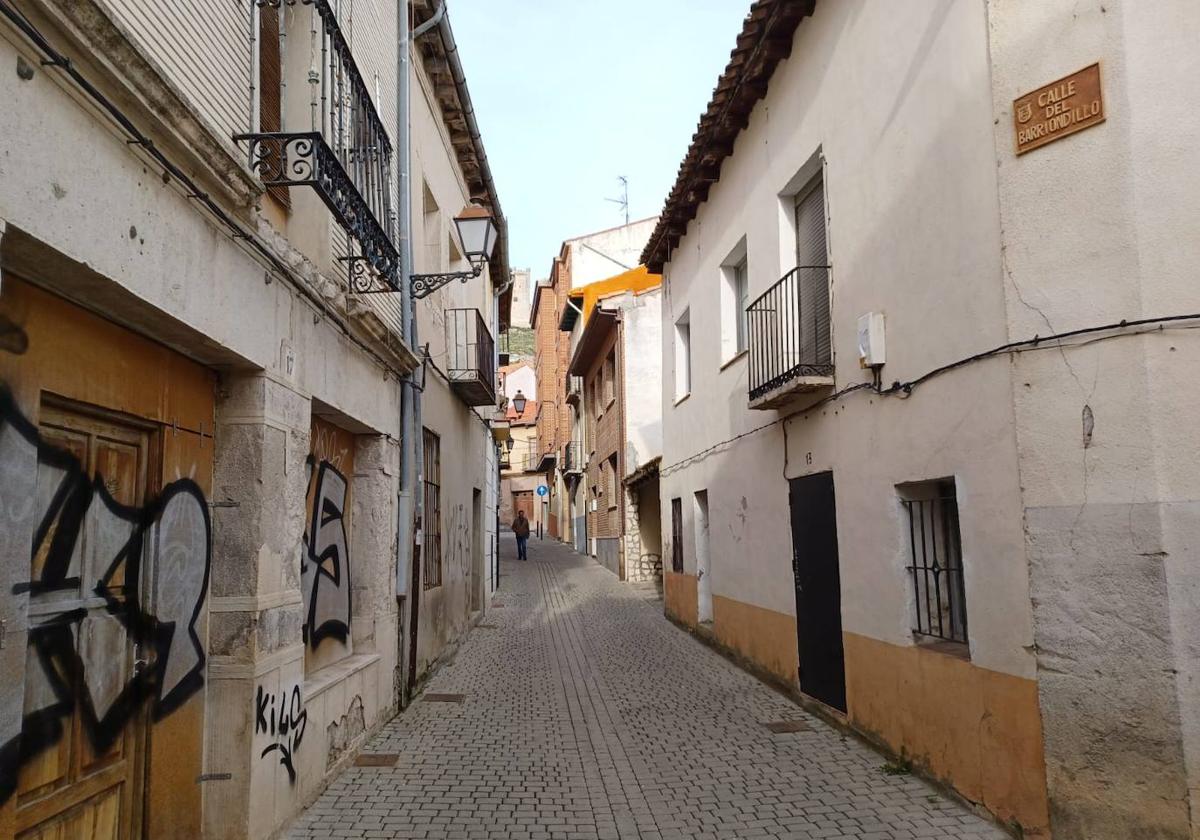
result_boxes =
[422,429,442,590]
[902,485,968,644]
[671,498,684,573]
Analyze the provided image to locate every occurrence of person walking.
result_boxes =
[512,510,531,561]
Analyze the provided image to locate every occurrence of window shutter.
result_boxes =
[258,5,290,209]
[794,179,829,365]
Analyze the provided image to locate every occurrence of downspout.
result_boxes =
[395,0,422,706]
[430,0,513,592]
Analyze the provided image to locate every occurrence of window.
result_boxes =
[422,180,442,271]
[257,3,289,208]
[900,479,967,646]
[674,310,691,401]
[607,454,619,509]
[794,176,830,366]
[591,375,602,420]
[720,240,749,362]
[670,498,683,573]
[603,350,616,406]
[422,429,442,589]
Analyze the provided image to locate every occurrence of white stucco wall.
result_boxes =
[619,288,662,474]
[566,218,657,289]
[501,363,535,402]
[987,2,1200,835]
[659,0,1032,679]
[409,48,500,672]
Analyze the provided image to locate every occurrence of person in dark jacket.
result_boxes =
[512,511,530,561]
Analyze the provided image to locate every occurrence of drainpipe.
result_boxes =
[395,0,422,705]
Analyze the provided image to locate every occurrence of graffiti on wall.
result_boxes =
[300,456,351,648]
[447,503,472,576]
[0,388,211,803]
[256,683,307,784]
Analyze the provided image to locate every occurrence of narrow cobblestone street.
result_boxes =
[287,536,1007,840]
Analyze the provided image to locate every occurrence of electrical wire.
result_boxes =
[660,313,1200,478]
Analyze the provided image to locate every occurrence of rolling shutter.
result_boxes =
[794,179,829,364]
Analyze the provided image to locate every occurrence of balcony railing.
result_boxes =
[563,440,584,474]
[565,375,583,407]
[236,0,397,291]
[747,265,833,408]
[447,308,496,406]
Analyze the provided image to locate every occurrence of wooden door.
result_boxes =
[788,471,846,713]
[16,404,151,840]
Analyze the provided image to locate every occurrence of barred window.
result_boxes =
[423,429,442,589]
[900,480,968,646]
[670,498,683,573]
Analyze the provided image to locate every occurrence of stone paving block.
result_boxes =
[285,537,1010,840]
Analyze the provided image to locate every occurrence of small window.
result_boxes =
[422,429,442,589]
[674,310,691,401]
[607,454,618,509]
[720,240,749,362]
[670,498,683,573]
[603,350,616,406]
[900,479,967,647]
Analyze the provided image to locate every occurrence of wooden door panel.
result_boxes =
[17,782,122,840]
[17,404,147,840]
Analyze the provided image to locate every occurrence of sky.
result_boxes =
[450,0,754,278]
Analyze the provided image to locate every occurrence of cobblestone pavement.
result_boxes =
[288,535,1008,840]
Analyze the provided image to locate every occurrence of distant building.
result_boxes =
[564,270,663,581]
[508,268,534,330]
[530,219,657,545]
[498,361,544,532]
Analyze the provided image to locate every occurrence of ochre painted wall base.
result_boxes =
[662,583,1049,837]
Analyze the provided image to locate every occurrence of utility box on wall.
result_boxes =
[857,312,886,368]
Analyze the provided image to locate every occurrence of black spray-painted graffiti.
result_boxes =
[300,457,351,648]
[256,683,307,784]
[0,388,211,804]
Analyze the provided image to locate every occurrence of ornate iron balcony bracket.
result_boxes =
[234,132,400,290]
[411,264,483,299]
[339,256,400,295]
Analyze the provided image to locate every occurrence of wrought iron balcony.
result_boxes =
[447,308,496,407]
[747,265,834,409]
[565,375,583,407]
[563,440,584,475]
[236,0,397,292]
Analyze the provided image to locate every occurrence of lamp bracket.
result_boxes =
[411,262,483,299]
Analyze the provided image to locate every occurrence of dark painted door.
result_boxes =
[788,471,847,713]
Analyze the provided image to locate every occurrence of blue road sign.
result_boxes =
[536,485,549,497]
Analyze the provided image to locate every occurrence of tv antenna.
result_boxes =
[605,176,629,225]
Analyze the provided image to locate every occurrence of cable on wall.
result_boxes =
[660,313,1200,478]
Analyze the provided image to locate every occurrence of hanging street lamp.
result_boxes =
[411,204,500,298]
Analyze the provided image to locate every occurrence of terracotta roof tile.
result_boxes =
[640,0,816,272]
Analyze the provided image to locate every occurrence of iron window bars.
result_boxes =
[236,0,398,293]
[422,429,442,589]
[902,488,969,645]
[446,309,497,406]
[747,265,833,402]
[670,498,684,574]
